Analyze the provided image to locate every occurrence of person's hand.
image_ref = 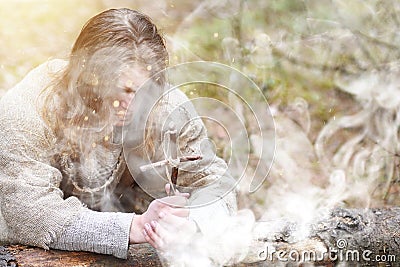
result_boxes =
[142,210,199,250]
[141,184,198,250]
[129,184,190,244]
[164,183,190,198]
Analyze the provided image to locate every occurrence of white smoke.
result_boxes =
[159,209,255,267]
[3,0,399,265]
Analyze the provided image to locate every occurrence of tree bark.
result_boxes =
[1,244,163,267]
[2,207,400,266]
[236,207,400,266]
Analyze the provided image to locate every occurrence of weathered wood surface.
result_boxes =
[2,244,162,267]
[236,207,400,266]
[2,207,400,266]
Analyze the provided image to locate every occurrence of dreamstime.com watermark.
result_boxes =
[258,239,396,263]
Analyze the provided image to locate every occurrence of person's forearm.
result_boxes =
[49,209,134,259]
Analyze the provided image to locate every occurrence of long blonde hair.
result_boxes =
[41,8,168,159]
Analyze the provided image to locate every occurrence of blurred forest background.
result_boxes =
[2,0,400,222]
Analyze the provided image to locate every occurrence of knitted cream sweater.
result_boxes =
[0,60,237,258]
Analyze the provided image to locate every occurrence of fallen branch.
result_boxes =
[2,244,162,267]
[3,207,400,266]
[236,207,400,266]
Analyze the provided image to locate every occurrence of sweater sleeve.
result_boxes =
[0,63,82,249]
[179,115,238,236]
[49,209,133,259]
[0,61,132,258]
[163,90,238,235]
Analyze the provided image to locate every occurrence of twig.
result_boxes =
[354,29,400,51]
[369,138,400,201]
[139,155,203,172]
[271,46,360,75]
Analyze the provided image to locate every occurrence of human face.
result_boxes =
[112,66,149,127]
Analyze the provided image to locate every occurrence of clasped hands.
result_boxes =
[129,184,198,250]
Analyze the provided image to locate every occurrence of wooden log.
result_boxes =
[2,207,400,266]
[2,244,162,267]
[236,207,400,266]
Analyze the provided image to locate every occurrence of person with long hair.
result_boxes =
[0,8,236,259]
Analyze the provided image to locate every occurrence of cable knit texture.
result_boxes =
[49,209,133,259]
[0,60,84,249]
[0,59,237,259]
